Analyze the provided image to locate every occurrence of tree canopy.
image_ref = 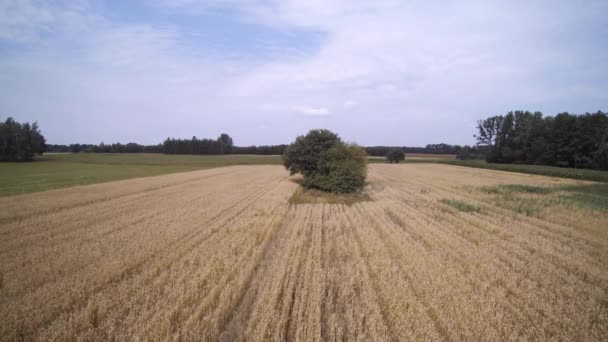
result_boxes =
[476,111,608,170]
[283,129,367,193]
[0,117,46,162]
[163,133,234,155]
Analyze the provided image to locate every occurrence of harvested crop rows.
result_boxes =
[1,164,607,341]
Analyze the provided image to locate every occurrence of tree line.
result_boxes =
[49,134,236,155]
[163,134,234,155]
[0,117,46,161]
[47,143,164,153]
[46,137,286,155]
[366,143,464,157]
[232,145,287,155]
[476,111,608,170]
[49,140,459,157]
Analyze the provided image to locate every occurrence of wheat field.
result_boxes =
[1,164,607,341]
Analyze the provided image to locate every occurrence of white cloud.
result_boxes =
[343,100,356,109]
[291,106,330,116]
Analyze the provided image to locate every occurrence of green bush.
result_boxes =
[385,148,405,163]
[283,129,367,193]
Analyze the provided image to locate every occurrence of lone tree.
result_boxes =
[385,148,405,163]
[283,129,367,193]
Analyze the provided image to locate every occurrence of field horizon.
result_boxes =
[3,152,607,197]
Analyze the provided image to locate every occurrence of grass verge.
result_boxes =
[439,199,481,213]
[478,183,608,215]
[289,186,372,205]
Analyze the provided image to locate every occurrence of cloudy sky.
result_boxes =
[1,0,607,146]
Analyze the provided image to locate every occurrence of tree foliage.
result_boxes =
[46,140,285,155]
[283,129,367,193]
[455,145,483,160]
[0,117,46,162]
[476,111,608,170]
[231,144,287,155]
[163,133,234,155]
[385,148,405,163]
[217,133,234,154]
[366,144,462,156]
[283,129,340,178]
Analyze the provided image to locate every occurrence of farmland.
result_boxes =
[0,153,282,197]
[0,153,456,197]
[1,163,607,341]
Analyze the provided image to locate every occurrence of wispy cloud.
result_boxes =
[0,0,57,42]
[292,106,330,117]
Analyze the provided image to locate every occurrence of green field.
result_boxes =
[424,159,608,183]
[0,153,282,196]
[372,154,608,182]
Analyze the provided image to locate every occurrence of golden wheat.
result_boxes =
[1,164,606,341]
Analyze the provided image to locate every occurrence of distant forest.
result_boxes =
[46,139,465,157]
[365,144,466,156]
[6,110,608,171]
[46,135,288,156]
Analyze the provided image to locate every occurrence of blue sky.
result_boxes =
[1,0,607,146]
